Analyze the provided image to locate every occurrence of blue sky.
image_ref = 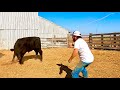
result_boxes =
[38,12,120,35]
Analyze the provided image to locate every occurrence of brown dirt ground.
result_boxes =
[0,47,120,78]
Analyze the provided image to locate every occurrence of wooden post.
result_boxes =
[89,33,92,49]
[118,35,120,48]
[110,35,112,48]
[67,34,69,48]
[101,34,103,47]
[54,35,56,45]
[113,34,116,47]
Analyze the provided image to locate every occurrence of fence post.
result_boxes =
[89,33,92,49]
[114,34,116,47]
[101,34,103,47]
[110,35,112,48]
[119,35,120,48]
[67,33,69,48]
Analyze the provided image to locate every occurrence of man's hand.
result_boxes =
[68,59,72,63]
[68,48,78,63]
[68,43,74,48]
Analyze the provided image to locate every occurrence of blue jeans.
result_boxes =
[72,61,91,78]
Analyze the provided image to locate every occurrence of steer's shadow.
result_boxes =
[2,55,41,66]
[0,53,5,58]
[10,55,41,64]
[23,55,41,61]
[57,63,83,78]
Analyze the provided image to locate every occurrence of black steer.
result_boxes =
[10,37,43,64]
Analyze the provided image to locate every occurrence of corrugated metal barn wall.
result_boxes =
[0,29,38,49]
[38,16,69,38]
[0,12,69,50]
[0,12,39,49]
[0,12,38,29]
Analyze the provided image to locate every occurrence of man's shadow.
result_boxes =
[57,63,83,78]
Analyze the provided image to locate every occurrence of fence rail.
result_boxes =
[88,32,120,50]
[41,37,68,48]
[67,32,120,50]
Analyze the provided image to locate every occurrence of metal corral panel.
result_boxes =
[0,12,39,29]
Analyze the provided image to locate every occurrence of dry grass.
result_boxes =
[0,48,120,78]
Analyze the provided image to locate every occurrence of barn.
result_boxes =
[0,12,69,49]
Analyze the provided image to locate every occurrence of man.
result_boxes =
[68,31,94,78]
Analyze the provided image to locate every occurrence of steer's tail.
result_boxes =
[10,49,14,51]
